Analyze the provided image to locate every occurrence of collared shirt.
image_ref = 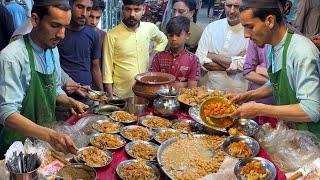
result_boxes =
[0,37,65,125]
[266,32,320,122]
[103,22,168,98]
[186,22,203,53]
[196,18,249,92]
[294,0,320,37]
[5,1,27,29]
[243,40,274,105]
[150,49,200,82]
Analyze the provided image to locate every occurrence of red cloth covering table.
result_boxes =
[65,110,286,180]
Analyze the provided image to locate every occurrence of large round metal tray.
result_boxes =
[157,134,219,179]
[189,105,227,133]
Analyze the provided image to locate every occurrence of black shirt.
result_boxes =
[0,4,14,51]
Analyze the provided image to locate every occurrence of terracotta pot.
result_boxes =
[132,72,176,102]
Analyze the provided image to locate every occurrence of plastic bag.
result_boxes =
[255,121,320,172]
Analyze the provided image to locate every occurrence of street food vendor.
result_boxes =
[227,0,320,137]
[0,0,88,158]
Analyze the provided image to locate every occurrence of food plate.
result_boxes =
[157,134,226,179]
[170,119,201,133]
[76,146,113,168]
[92,120,124,134]
[200,96,236,128]
[154,128,183,144]
[90,133,126,150]
[139,115,171,129]
[94,105,121,116]
[120,125,154,141]
[56,163,96,180]
[228,119,259,136]
[110,111,137,124]
[125,141,159,161]
[234,157,276,180]
[88,91,108,101]
[189,105,227,133]
[222,136,260,159]
[116,159,161,180]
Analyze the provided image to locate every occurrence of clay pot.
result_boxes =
[132,72,176,102]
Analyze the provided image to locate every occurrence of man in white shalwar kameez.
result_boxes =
[196,0,249,93]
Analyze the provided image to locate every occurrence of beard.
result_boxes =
[123,17,139,27]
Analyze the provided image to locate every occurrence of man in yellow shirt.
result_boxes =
[103,0,168,98]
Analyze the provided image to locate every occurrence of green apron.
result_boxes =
[268,30,320,138]
[0,37,57,156]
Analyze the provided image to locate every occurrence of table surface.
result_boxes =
[65,110,287,180]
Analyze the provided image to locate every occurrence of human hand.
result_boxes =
[310,34,320,49]
[207,52,217,59]
[225,92,251,105]
[255,65,268,77]
[230,101,263,119]
[238,50,246,57]
[63,82,80,94]
[203,62,226,71]
[47,130,78,155]
[69,99,89,116]
[76,85,91,97]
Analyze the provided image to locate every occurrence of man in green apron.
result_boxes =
[227,0,320,138]
[0,0,88,158]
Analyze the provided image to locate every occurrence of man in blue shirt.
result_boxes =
[58,0,103,97]
[5,0,28,29]
[0,0,88,157]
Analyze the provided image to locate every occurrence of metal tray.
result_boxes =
[120,125,154,141]
[116,159,161,180]
[157,134,215,179]
[153,128,183,144]
[222,135,260,159]
[170,119,202,133]
[90,133,126,150]
[94,105,121,116]
[92,120,124,134]
[139,115,171,129]
[125,141,159,161]
[110,111,137,124]
[76,146,113,168]
[234,157,276,180]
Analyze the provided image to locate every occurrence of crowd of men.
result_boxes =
[0,0,319,156]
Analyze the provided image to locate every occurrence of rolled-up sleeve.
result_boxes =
[291,44,320,122]
[150,24,168,51]
[243,40,259,75]
[0,55,24,125]
[195,26,213,66]
[102,33,115,84]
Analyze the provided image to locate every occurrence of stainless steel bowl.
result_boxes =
[228,119,259,136]
[116,159,161,180]
[154,128,183,144]
[56,163,97,180]
[90,133,126,150]
[76,146,113,168]
[222,136,260,159]
[92,120,124,134]
[126,96,149,116]
[87,91,108,101]
[139,115,171,129]
[170,119,202,133]
[110,111,137,124]
[120,125,154,141]
[125,140,159,161]
[234,157,277,180]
